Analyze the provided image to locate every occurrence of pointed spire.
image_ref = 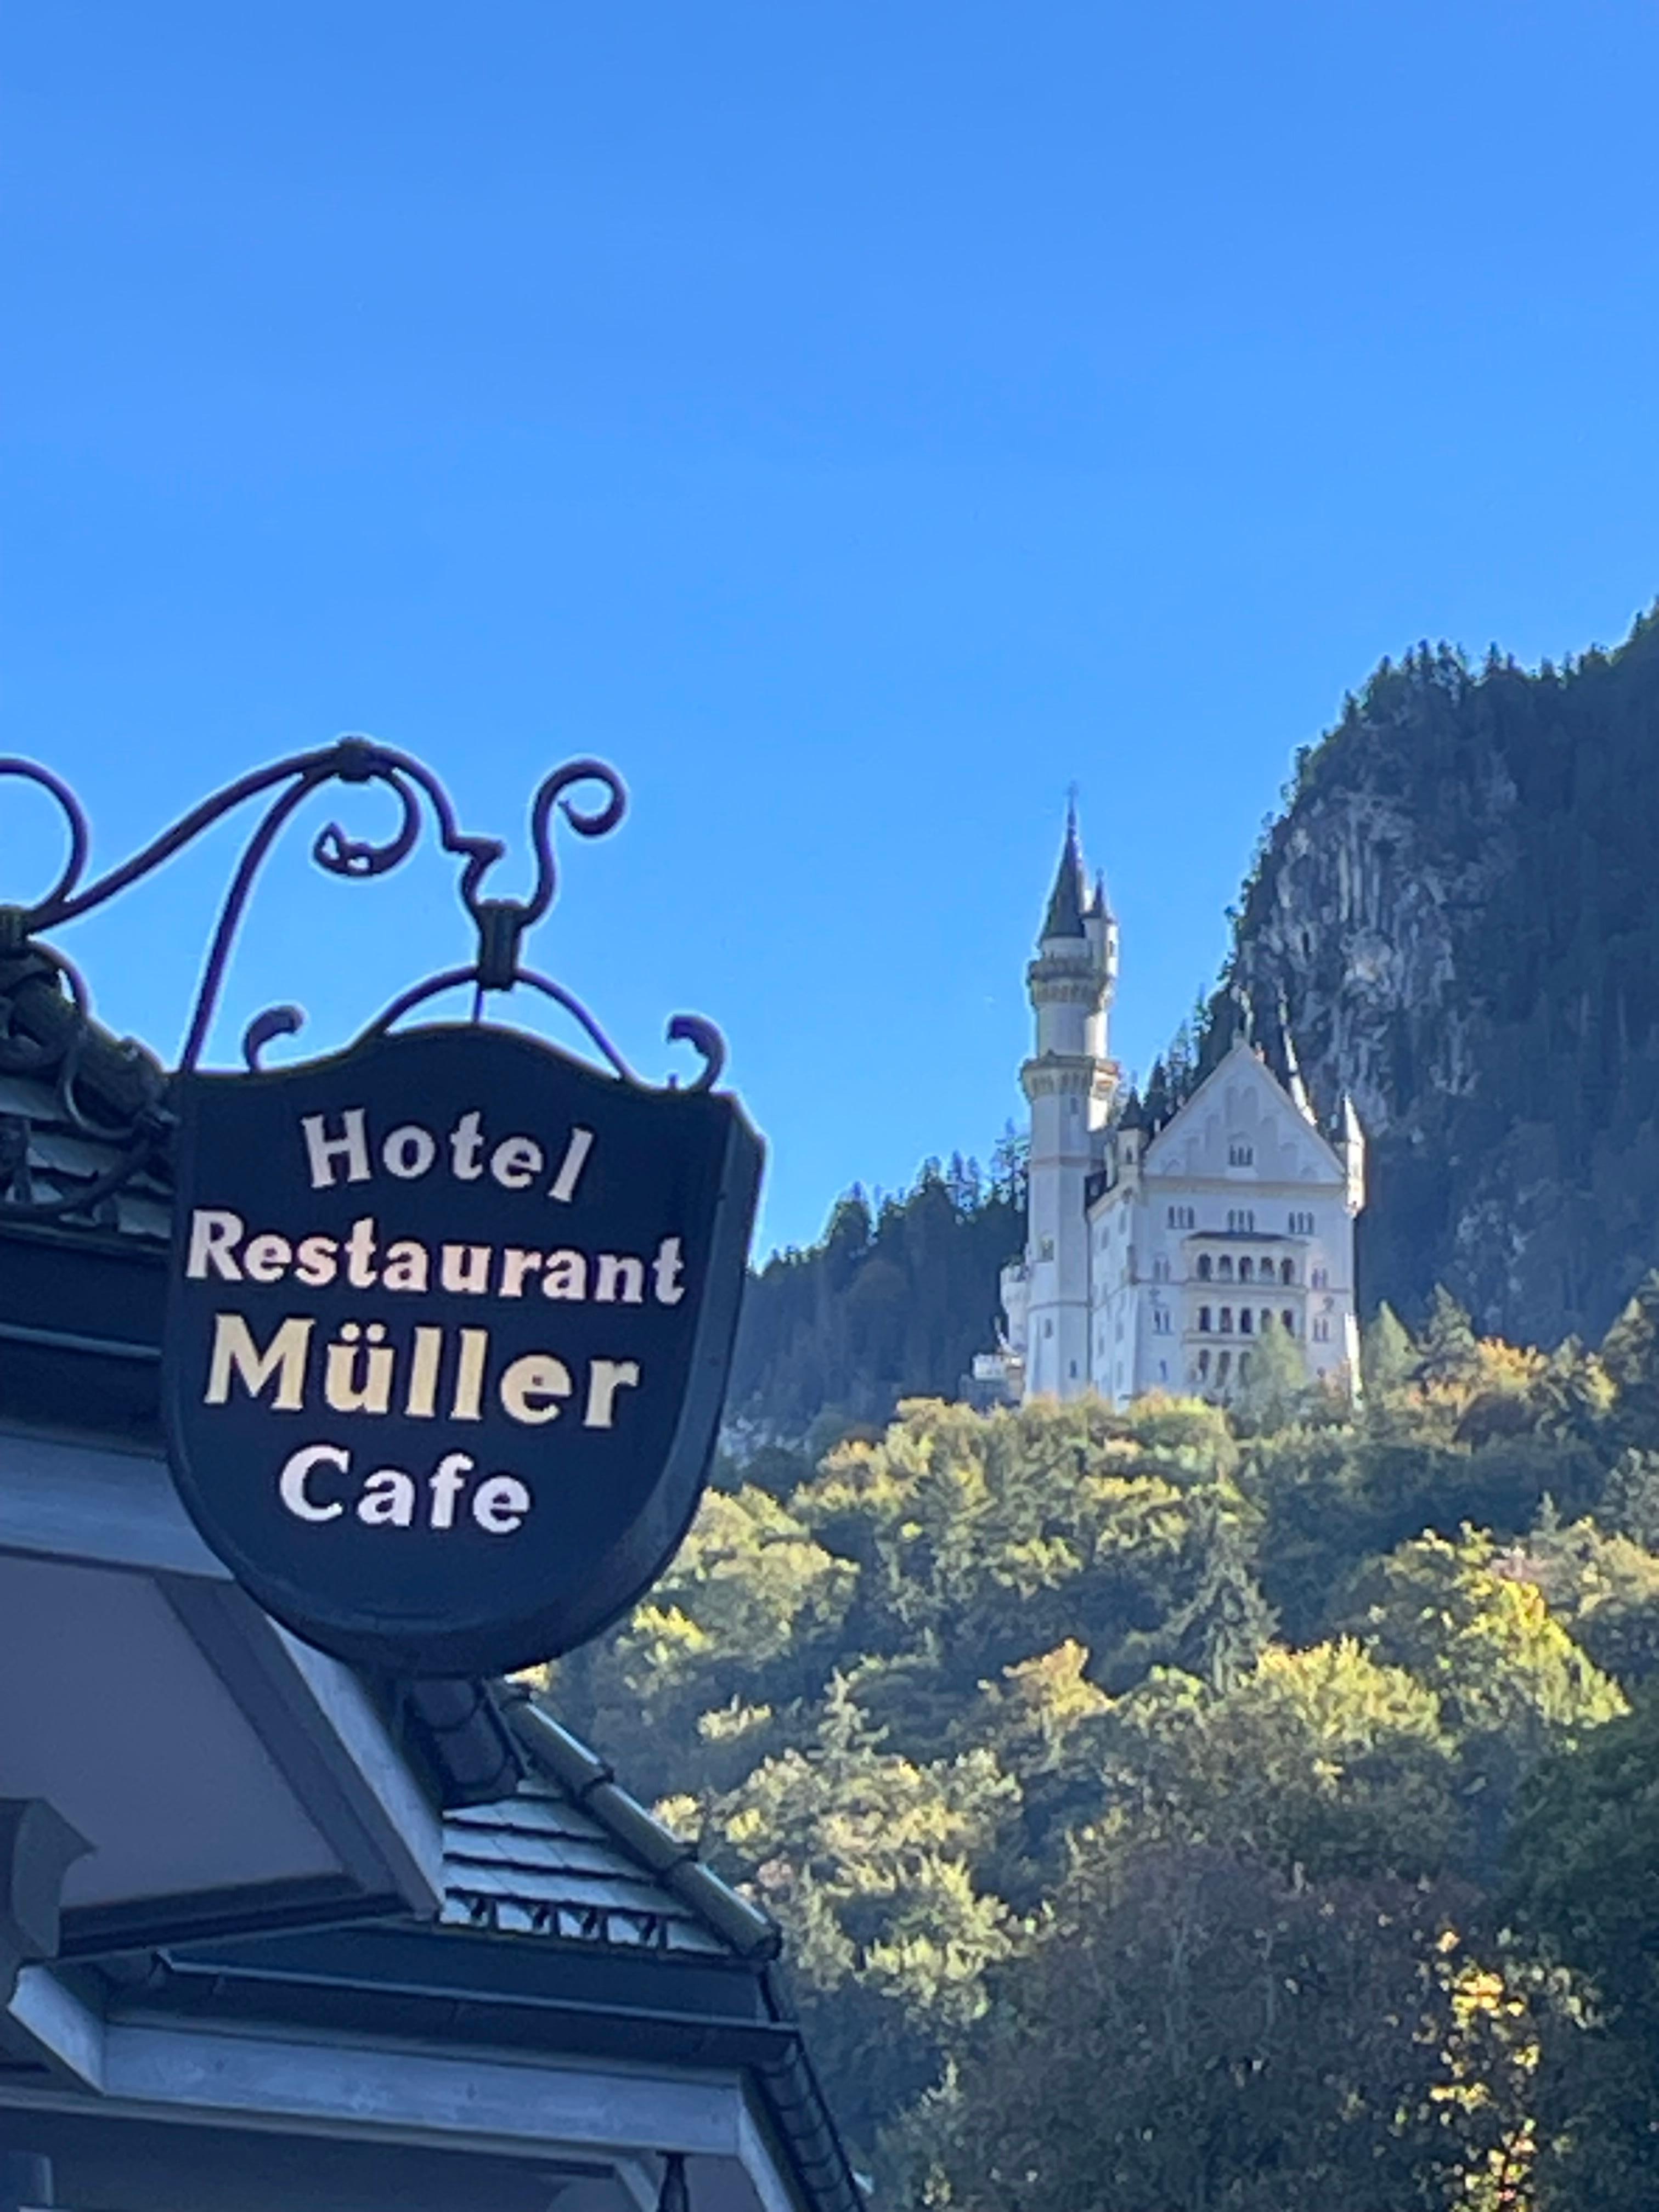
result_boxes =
[1040,802,1087,941]
[1085,868,1114,922]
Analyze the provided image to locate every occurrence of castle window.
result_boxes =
[1259,1254,1275,1277]
[1165,1205,1195,1230]
[1312,1266,1329,1290]
[1217,1256,1234,1282]
[1312,1317,1330,1343]
[1238,1309,1253,1335]
[1238,1351,1251,1379]
[1197,1350,1211,1379]
[1040,1237,1055,1261]
[1044,1318,1054,1338]
[1289,1210,1314,1235]
[1228,1141,1254,1166]
[1198,1306,1212,1333]
[1219,1307,1233,1334]
[1197,1254,1212,1282]
[1217,1351,1232,1380]
[1259,1308,1273,1330]
[1153,1308,1171,1334]
[1153,1256,1170,1282]
[1280,1257,1296,1285]
[1282,1309,1295,1333]
[1226,1209,1256,1233]
[1239,1257,1254,1284]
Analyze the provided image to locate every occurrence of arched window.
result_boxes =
[1282,1309,1295,1334]
[1197,1350,1211,1379]
[1238,1351,1251,1379]
[1217,1351,1232,1380]
[1239,1257,1254,1283]
[1198,1306,1212,1333]
[1239,1308,1253,1335]
[1219,1307,1233,1334]
[1218,1256,1234,1282]
[1259,1254,1275,1278]
[1197,1254,1212,1282]
[1280,1257,1295,1284]
[1259,1308,1274,1330]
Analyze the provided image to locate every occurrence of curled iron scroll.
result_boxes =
[1,738,727,1117]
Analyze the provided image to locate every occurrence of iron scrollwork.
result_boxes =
[0,736,726,1224]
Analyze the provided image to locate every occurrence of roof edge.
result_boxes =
[505,1696,782,1963]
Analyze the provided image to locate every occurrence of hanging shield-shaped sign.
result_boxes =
[162,1024,761,1676]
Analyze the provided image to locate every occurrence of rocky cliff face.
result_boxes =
[1223,619,1659,1347]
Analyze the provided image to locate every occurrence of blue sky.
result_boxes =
[3,2,1655,1253]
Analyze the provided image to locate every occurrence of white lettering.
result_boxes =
[441,1243,491,1295]
[449,1110,486,1181]
[404,1325,443,1418]
[382,1239,429,1292]
[499,1248,543,1297]
[473,1474,530,1534]
[358,1466,415,1526]
[206,1313,313,1410]
[382,1124,437,1179]
[428,1452,472,1530]
[499,1352,572,1425]
[541,1249,587,1300]
[243,1232,292,1284]
[279,1442,348,1521]
[187,1209,245,1282]
[491,1135,543,1190]
[302,1109,371,1189]
[652,1235,686,1306]
[595,1254,645,1305]
[584,1357,640,1430]
[451,1328,488,1420]
[345,1215,379,1288]
[295,1234,339,1287]
[323,1320,394,1414]
[548,1125,594,1204]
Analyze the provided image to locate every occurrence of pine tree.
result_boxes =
[1171,1496,1277,1695]
[1417,1286,1483,1390]
[1362,1302,1416,1396]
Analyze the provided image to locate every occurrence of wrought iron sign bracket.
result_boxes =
[0,736,726,1224]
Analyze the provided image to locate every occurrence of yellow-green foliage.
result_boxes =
[548,1330,1659,2200]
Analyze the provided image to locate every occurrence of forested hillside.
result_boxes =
[1227,606,1659,1348]
[732,606,1659,1443]
[726,1149,1023,1441]
[545,1285,1659,2207]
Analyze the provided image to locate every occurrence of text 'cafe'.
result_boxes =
[0,742,860,2212]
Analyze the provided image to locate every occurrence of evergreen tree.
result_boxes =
[1362,1301,1415,1396]
[1170,1493,1277,1695]
[1417,1285,1484,1390]
[1234,1314,1309,1434]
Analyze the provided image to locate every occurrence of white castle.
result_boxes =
[983,808,1364,1407]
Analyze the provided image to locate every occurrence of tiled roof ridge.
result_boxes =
[502,1692,782,1962]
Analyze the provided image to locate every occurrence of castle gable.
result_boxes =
[1143,1041,1342,1187]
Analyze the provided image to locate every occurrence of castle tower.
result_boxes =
[1019,806,1118,1398]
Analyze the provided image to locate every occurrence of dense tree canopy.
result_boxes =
[543,1283,1659,2204]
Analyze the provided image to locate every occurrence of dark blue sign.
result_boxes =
[163,1024,761,1675]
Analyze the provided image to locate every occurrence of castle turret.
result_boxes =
[1020,806,1118,1398]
